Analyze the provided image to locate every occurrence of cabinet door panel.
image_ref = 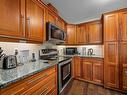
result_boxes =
[26,0,44,42]
[82,59,92,81]
[76,25,87,44]
[104,13,118,42]
[73,57,81,78]
[0,0,23,37]
[66,25,76,44]
[119,10,127,41]
[104,42,119,88]
[47,11,56,24]
[88,21,102,44]
[120,42,127,91]
[93,60,103,84]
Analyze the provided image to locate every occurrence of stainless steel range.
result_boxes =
[39,49,72,94]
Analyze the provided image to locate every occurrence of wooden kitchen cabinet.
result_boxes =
[104,12,118,42]
[119,10,127,42]
[26,0,45,42]
[46,10,57,24]
[93,59,103,84]
[120,42,127,91]
[1,66,57,95]
[82,58,93,81]
[66,24,76,44]
[87,21,102,44]
[0,0,25,39]
[73,57,104,85]
[104,42,119,88]
[56,17,66,30]
[73,57,81,78]
[76,24,87,44]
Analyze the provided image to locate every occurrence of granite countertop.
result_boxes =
[59,54,104,59]
[0,60,58,88]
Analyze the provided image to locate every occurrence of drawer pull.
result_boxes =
[27,74,48,85]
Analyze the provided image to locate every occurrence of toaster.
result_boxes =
[2,55,17,69]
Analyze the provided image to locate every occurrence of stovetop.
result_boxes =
[42,56,72,64]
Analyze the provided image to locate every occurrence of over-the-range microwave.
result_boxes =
[46,22,66,43]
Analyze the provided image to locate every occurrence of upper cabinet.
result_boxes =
[73,20,102,45]
[87,20,102,44]
[26,0,45,42]
[66,24,76,45]
[119,10,127,42]
[0,0,25,38]
[104,12,118,42]
[76,24,87,44]
[46,10,57,24]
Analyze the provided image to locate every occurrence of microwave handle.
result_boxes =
[64,32,67,41]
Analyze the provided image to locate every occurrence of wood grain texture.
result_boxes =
[104,42,119,88]
[0,0,23,37]
[104,12,118,42]
[26,0,44,42]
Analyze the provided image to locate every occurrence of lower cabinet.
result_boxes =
[93,59,104,84]
[1,66,57,95]
[73,57,104,85]
[73,56,81,78]
[82,59,92,81]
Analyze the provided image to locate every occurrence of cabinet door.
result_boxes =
[66,25,76,44]
[46,10,56,24]
[104,42,119,88]
[82,59,93,81]
[0,0,25,38]
[120,42,127,91]
[93,60,103,84]
[26,0,44,42]
[88,21,102,44]
[119,10,127,41]
[76,25,87,44]
[73,57,81,78]
[104,13,118,42]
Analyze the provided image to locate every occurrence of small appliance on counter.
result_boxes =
[0,47,17,69]
[64,47,78,55]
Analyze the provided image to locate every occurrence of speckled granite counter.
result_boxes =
[0,60,58,88]
[60,54,104,59]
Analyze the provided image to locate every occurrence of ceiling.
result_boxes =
[44,0,127,24]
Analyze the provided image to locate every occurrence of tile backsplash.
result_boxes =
[0,42,57,62]
[57,45,104,57]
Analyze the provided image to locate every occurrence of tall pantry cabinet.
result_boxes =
[104,8,127,92]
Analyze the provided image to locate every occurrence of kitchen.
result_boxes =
[0,0,127,95]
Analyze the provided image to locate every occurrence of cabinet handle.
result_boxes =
[27,74,48,85]
[26,18,30,36]
[21,16,25,37]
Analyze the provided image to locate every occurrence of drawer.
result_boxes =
[25,66,56,86]
[1,81,27,95]
[33,77,56,95]
[1,66,56,95]
[22,72,56,95]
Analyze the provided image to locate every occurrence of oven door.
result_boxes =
[58,59,72,93]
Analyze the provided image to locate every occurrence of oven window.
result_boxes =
[62,64,70,80]
[61,61,71,87]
